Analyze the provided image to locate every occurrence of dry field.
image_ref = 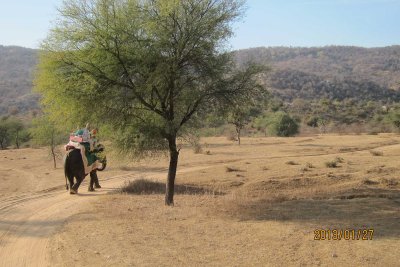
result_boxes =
[1,134,400,266]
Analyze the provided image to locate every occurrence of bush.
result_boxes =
[370,150,383,156]
[305,162,315,168]
[306,116,319,127]
[268,112,299,137]
[120,179,165,194]
[335,157,344,163]
[120,179,215,195]
[325,161,338,168]
[226,166,244,172]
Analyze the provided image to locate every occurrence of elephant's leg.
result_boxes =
[67,175,75,194]
[71,171,86,193]
[88,171,95,192]
[93,171,101,188]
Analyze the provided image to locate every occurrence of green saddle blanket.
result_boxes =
[81,142,97,166]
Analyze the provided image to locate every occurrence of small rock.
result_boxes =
[94,251,100,255]
[332,253,338,258]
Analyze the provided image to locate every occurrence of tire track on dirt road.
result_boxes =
[0,170,152,267]
[0,165,216,267]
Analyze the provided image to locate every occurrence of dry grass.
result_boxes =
[362,178,380,185]
[42,134,400,266]
[370,150,384,156]
[120,178,219,195]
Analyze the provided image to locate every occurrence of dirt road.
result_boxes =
[0,162,213,267]
[0,170,153,267]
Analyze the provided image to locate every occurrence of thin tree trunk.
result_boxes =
[51,146,56,169]
[51,135,56,169]
[236,126,241,145]
[15,130,19,149]
[165,136,179,206]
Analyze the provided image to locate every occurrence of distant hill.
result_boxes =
[1,45,400,116]
[0,45,39,116]
[235,46,400,102]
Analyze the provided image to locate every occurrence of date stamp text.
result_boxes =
[314,229,374,240]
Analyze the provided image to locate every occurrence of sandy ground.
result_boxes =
[0,135,399,266]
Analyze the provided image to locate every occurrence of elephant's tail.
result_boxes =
[64,152,70,190]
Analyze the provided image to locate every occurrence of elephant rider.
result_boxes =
[67,123,103,175]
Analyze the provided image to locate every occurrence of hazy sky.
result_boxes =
[0,0,399,49]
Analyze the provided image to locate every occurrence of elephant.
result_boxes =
[64,149,102,194]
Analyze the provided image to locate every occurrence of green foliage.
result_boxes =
[113,123,168,159]
[306,116,319,127]
[30,116,65,147]
[35,0,266,204]
[36,0,261,157]
[30,115,66,168]
[0,117,29,149]
[6,118,25,148]
[386,109,400,129]
[267,112,299,137]
[0,120,9,149]
[227,105,254,144]
[203,114,226,129]
[253,115,269,136]
[18,130,32,145]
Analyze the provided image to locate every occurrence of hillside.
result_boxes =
[0,45,39,116]
[235,46,400,102]
[1,45,400,116]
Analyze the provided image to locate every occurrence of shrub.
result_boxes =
[325,161,338,168]
[120,179,215,195]
[268,112,299,137]
[335,157,344,163]
[305,162,315,168]
[306,116,319,127]
[226,166,244,172]
[120,179,164,194]
[369,150,383,156]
